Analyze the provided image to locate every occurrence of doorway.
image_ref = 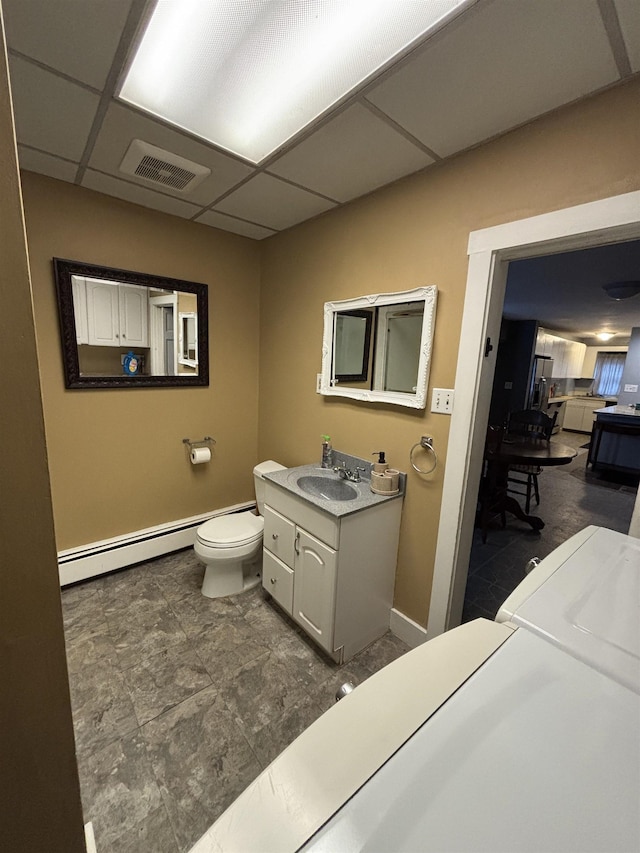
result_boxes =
[149,294,178,375]
[428,190,640,638]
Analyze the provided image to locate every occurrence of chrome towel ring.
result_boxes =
[410,435,437,475]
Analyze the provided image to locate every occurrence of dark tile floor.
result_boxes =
[463,429,639,623]
[61,556,410,853]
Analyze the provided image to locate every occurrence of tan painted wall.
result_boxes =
[0,13,84,850]
[21,172,262,550]
[258,78,640,627]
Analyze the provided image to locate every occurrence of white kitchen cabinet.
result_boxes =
[535,329,553,357]
[563,398,606,432]
[118,284,149,348]
[72,276,89,344]
[536,328,586,378]
[262,482,402,663]
[565,341,587,378]
[550,336,566,376]
[83,279,148,348]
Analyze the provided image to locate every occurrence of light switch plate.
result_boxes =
[431,388,454,414]
[316,373,322,393]
[624,384,638,393]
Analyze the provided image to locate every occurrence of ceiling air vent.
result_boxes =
[119,140,210,193]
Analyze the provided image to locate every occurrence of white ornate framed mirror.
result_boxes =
[320,286,437,408]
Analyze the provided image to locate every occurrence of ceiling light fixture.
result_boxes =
[602,281,640,300]
[119,0,471,165]
[596,332,614,341]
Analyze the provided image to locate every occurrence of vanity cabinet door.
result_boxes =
[263,505,296,568]
[293,529,337,655]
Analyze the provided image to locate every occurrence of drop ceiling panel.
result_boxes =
[367,0,620,158]
[18,147,79,183]
[213,174,336,231]
[81,170,202,220]
[2,0,133,90]
[615,0,640,72]
[268,103,434,203]
[89,104,255,206]
[9,57,99,161]
[194,210,277,241]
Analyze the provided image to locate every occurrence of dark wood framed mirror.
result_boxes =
[53,258,209,389]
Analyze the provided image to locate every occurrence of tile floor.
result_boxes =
[61,556,410,853]
[463,429,639,622]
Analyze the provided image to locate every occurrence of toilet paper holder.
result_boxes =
[183,436,216,451]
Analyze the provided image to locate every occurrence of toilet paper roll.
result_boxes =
[190,446,211,465]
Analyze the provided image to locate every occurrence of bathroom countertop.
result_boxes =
[264,462,406,519]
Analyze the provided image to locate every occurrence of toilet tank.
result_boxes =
[253,460,286,515]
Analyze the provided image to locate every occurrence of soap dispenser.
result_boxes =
[371,451,389,473]
[370,451,399,496]
[321,435,333,468]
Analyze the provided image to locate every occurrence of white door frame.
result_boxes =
[427,190,640,639]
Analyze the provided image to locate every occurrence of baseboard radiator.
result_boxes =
[58,502,254,587]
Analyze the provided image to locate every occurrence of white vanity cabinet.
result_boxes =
[262,482,403,663]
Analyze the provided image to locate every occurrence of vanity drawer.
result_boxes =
[262,550,294,615]
[263,505,296,568]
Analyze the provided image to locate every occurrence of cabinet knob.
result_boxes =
[270,577,276,585]
[272,533,278,540]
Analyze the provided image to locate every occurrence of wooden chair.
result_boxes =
[477,425,507,543]
[506,409,557,513]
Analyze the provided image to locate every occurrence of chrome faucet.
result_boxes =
[333,463,366,482]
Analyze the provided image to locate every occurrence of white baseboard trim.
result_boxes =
[389,607,428,648]
[58,502,255,587]
[84,821,97,853]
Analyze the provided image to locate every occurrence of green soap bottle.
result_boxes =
[321,435,333,468]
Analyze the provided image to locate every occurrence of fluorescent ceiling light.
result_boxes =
[119,0,469,164]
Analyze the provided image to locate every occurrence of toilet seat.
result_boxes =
[197,512,263,549]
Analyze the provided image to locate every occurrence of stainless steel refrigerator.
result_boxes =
[528,356,554,409]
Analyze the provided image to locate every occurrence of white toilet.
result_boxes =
[195,460,285,599]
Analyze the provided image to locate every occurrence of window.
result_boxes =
[593,352,625,396]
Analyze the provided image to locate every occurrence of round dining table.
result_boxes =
[480,435,578,536]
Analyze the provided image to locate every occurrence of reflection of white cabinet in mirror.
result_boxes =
[72,276,88,344]
[321,286,437,408]
[73,276,148,348]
